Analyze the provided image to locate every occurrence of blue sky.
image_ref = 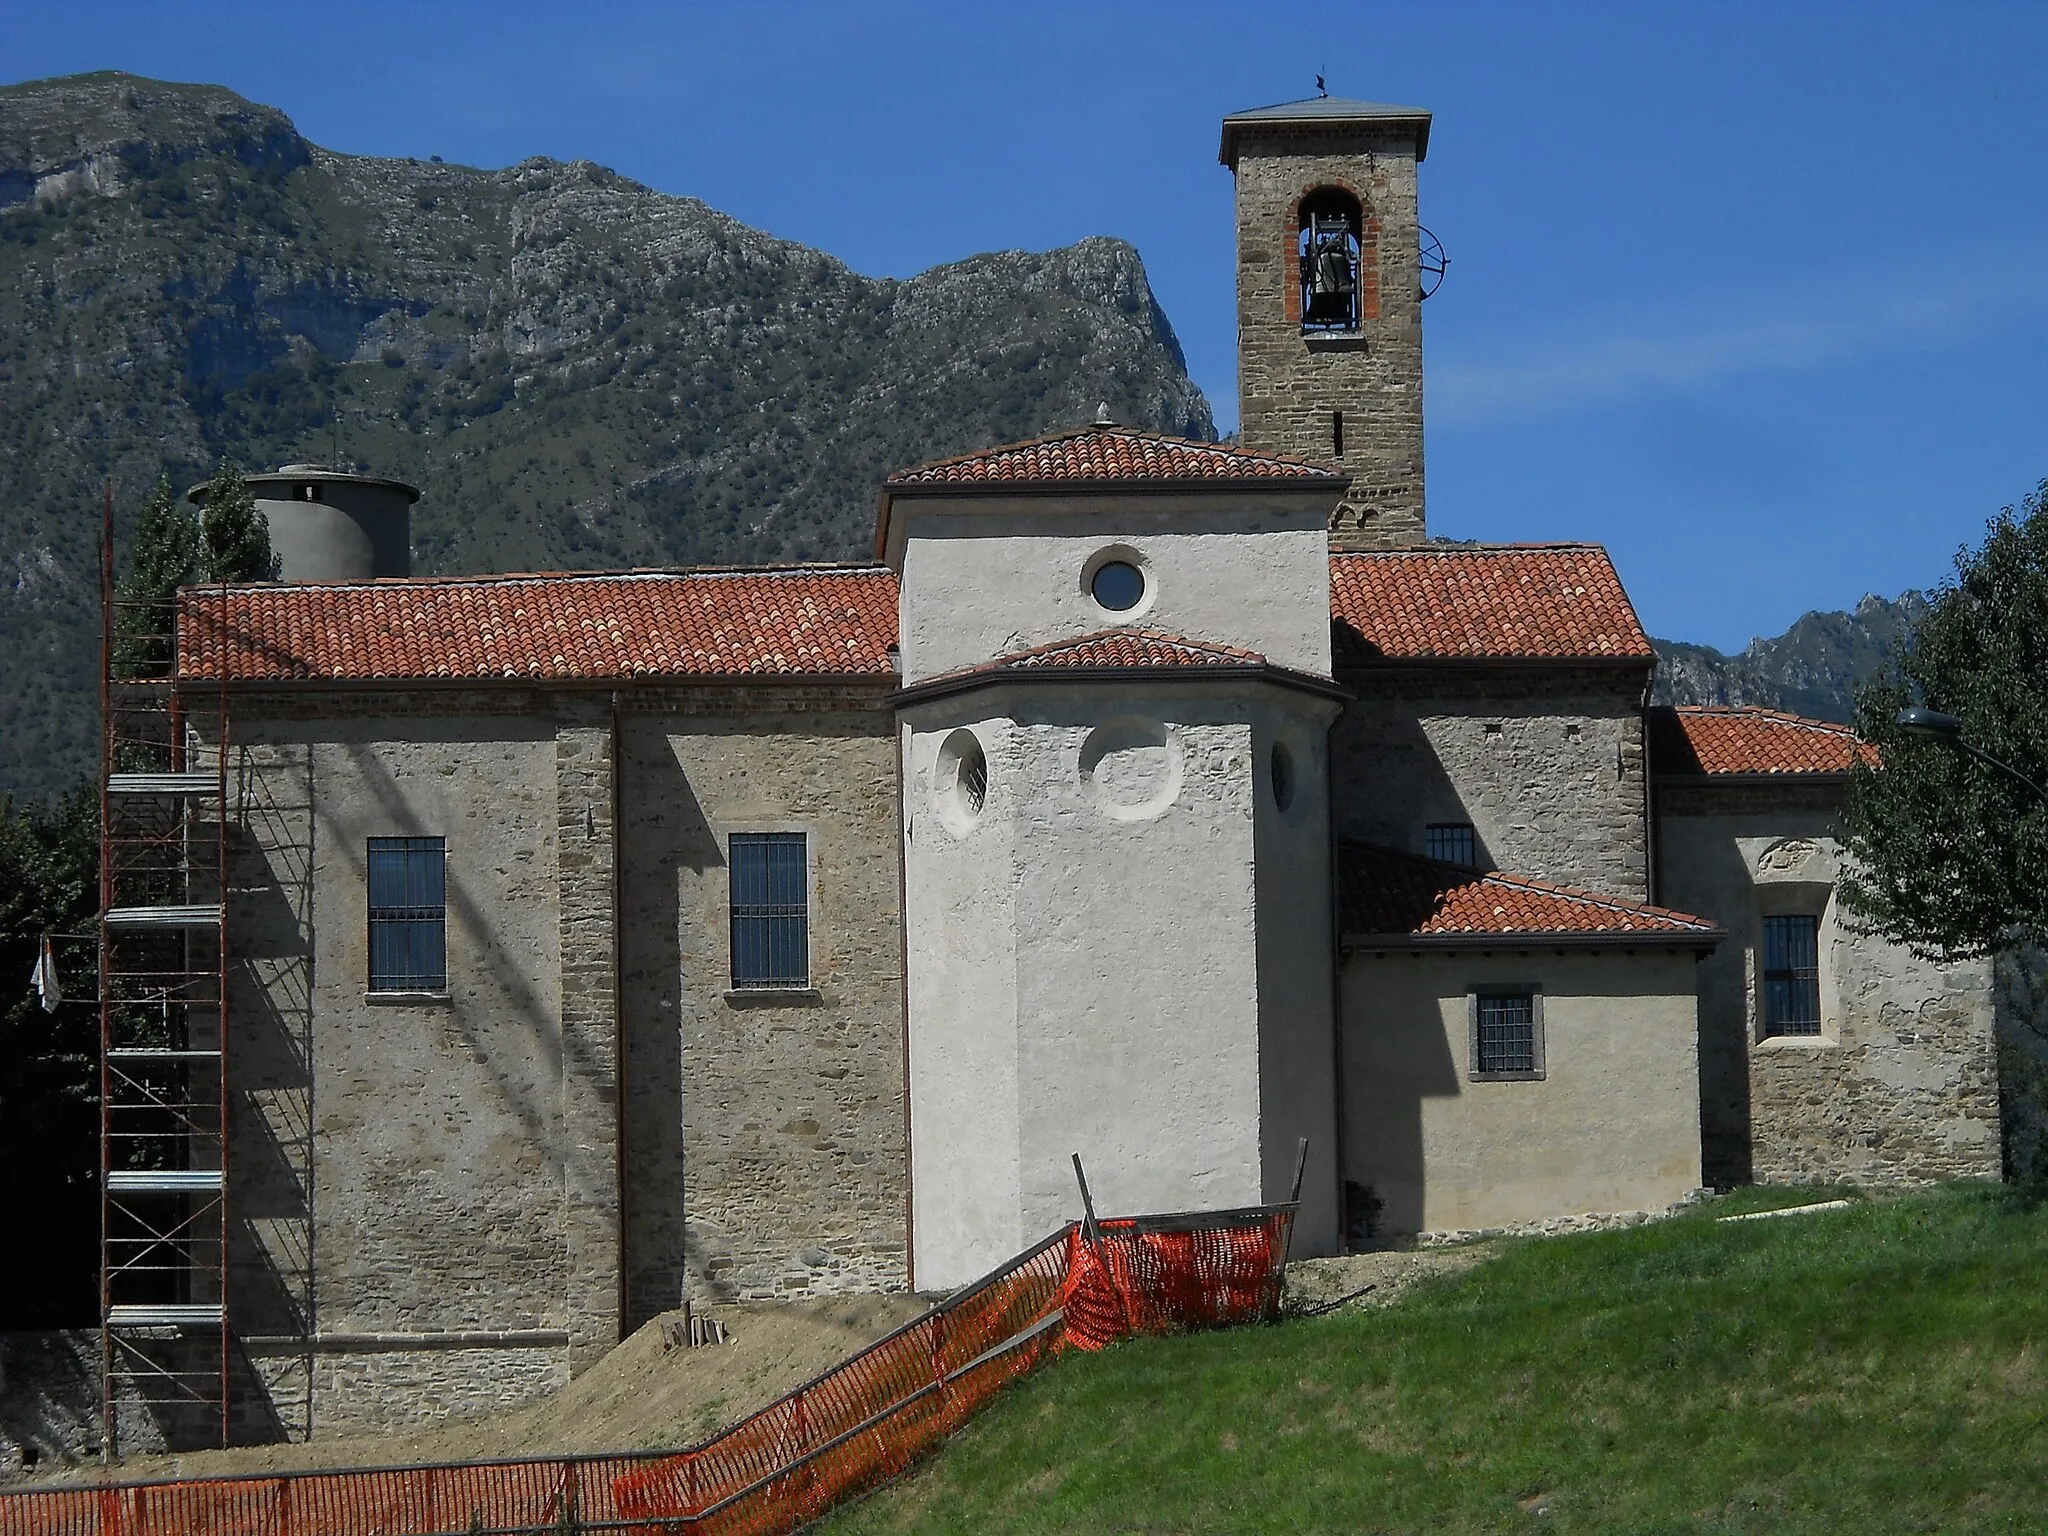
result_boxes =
[8,1,2045,650]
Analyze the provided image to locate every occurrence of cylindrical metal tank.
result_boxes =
[186,465,419,581]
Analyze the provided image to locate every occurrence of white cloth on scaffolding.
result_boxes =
[31,934,61,1014]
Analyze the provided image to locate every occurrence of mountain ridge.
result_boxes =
[1649,591,1925,726]
[0,71,1212,794]
[2,71,1920,798]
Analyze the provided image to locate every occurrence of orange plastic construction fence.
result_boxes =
[0,1205,1292,1536]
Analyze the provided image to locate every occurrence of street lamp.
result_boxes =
[1895,707,2048,800]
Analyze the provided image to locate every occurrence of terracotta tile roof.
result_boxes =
[991,629,1268,671]
[885,424,1342,488]
[1330,545,1654,662]
[1339,843,1721,947]
[898,628,1349,704]
[176,567,899,683]
[1648,705,1871,777]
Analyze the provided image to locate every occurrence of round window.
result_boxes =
[1090,560,1145,612]
[934,728,989,834]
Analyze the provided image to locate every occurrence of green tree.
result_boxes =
[1841,480,2048,961]
[0,784,101,1324]
[197,457,281,582]
[112,473,200,678]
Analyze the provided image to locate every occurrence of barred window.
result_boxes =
[1469,987,1543,1080]
[1427,822,1476,866]
[368,837,446,992]
[1762,914,1822,1037]
[730,833,809,989]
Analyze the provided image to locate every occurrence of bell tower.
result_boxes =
[1222,97,1432,549]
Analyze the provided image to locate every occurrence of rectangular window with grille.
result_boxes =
[367,837,447,992]
[730,832,809,989]
[1762,914,1822,1036]
[1427,822,1477,866]
[1469,987,1544,1080]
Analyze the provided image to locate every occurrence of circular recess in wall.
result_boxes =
[1079,716,1182,822]
[933,728,989,836]
[1271,740,1296,812]
[1081,545,1155,621]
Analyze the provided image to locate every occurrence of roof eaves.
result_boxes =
[1219,98,1433,164]
[1653,770,1851,787]
[181,669,901,693]
[1342,927,1723,952]
[894,660,1353,709]
[1334,652,1657,670]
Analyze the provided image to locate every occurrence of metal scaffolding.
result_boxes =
[99,489,234,1453]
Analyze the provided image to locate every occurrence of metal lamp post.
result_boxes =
[1895,707,2048,800]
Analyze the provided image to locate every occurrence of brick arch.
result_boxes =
[1284,180,1382,327]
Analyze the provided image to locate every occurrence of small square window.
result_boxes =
[1427,823,1477,866]
[368,837,446,992]
[730,833,809,988]
[1469,987,1544,1081]
[1761,914,1821,1037]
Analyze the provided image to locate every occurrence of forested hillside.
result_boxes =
[0,72,1212,794]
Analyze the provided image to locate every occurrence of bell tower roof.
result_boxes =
[1219,96,1432,166]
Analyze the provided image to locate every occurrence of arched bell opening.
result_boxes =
[1297,188,1364,333]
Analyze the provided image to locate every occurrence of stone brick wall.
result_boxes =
[1331,667,1651,900]
[1655,782,2002,1188]
[617,685,906,1314]
[220,694,615,1438]
[1231,126,1426,548]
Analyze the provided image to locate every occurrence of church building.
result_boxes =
[122,96,2001,1445]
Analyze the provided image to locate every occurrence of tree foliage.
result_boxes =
[112,473,199,677]
[0,784,101,1324]
[111,463,277,680]
[1841,481,2048,961]
[196,457,280,583]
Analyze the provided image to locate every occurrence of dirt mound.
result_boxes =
[1284,1245,1492,1314]
[35,1293,929,1488]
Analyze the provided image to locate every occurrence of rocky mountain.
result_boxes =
[1651,592,1928,724]
[0,73,1213,796]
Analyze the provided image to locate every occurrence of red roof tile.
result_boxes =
[885,425,1342,487]
[177,567,898,683]
[1339,843,1721,946]
[993,629,1268,671]
[1330,545,1654,662]
[1649,705,1870,777]
[899,627,1343,702]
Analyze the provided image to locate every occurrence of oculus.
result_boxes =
[933,728,989,835]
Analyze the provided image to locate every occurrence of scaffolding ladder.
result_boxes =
[99,492,233,1454]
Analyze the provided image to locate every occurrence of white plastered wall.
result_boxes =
[904,679,1340,1290]
[1340,948,1705,1235]
[890,492,1336,681]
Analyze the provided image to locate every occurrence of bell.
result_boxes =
[1312,240,1354,297]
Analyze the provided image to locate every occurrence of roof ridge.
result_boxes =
[1331,541,1610,559]
[885,424,1341,484]
[179,564,896,595]
[1663,703,1861,735]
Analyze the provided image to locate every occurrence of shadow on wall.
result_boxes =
[1326,695,1493,869]
[616,720,723,1326]
[227,748,315,1446]
[1995,948,2048,1184]
[1685,828,1758,1189]
[1341,975,1459,1241]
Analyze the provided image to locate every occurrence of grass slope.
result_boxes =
[830,1186,2048,1535]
